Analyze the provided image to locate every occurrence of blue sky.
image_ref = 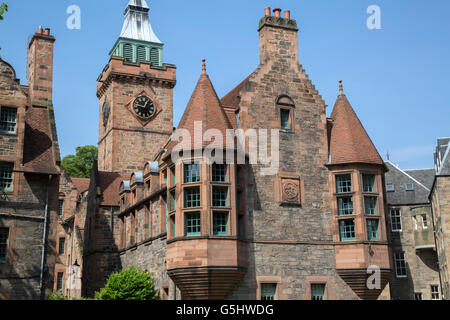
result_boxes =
[1,0,449,170]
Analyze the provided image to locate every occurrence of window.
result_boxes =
[0,162,14,192]
[56,272,64,291]
[184,164,200,183]
[405,183,414,191]
[185,187,200,208]
[169,190,176,212]
[162,195,167,233]
[163,170,167,186]
[414,293,423,300]
[367,219,379,241]
[170,167,176,186]
[0,107,17,134]
[311,284,326,300]
[0,228,8,262]
[363,174,375,193]
[261,283,276,300]
[390,209,402,232]
[150,48,159,66]
[169,215,176,239]
[394,252,407,278]
[431,285,440,300]
[123,43,133,62]
[339,220,356,241]
[364,197,377,215]
[213,212,228,236]
[280,109,290,130]
[59,238,65,255]
[137,46,146,62]
[212,164,227,182]
[386,184,395,192]
[337,197,353,216]
[185,212,201,236]
[58,200,64,218]
[422,215,428,229]
[336,174,352,194]
[212,187,228,207]
[147,206,151,239]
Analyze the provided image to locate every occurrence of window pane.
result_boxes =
[0,162,14,191]
[184,164,200,183]
[363,174,375,193]
[336,174,352,193]
[185,212,201,236]
[431,286,440,300]
[311,284,326,300]
[261,283,276,300]
[57,273,64,291]
[280,109,290,129]
[58,200,64,218]
[0,107,17,133]
[213,212,228,235]
[213,187,228,207]
[212,164,227,182]
[339,220,356,241]
[394,252,407,277]
[59,238,65,255]
[337,197,353,216]
[390,209,402,232]
[364,197,377,215]
[185,187,200,208]
[0,229,8,262]
[367,219,379,241]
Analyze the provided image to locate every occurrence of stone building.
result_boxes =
[72,2,394,300]
[430,138,450,299]
[0,27,61,299]
[4,1,450,301]
[384,161,440,300]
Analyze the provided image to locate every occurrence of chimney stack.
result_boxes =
[273,8,281,18]
[27,27,56,106]
[284,10,291,19]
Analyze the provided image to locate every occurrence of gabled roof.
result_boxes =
[328,85,384,166]
[165,60,234,157]
[71,177,90,194]
[385,161,434,205]
[98,172,128,206]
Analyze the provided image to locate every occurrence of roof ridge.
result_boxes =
[385,161,431,192]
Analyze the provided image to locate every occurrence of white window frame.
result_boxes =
[390,209,402,232]
[422,214,429,229]
[413,216,418,230]
[405,183,414,191]
[394,252,407,278]
[386,184,395,192]
[431,285,440,300]
[414,293,423,300]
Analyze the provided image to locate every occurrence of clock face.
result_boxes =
[133,96,155,119]
[102,102,109,125]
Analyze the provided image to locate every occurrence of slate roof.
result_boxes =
[98,172,128,206]
[385,161,434,205]
[220,74,252,111]
[328,91,384,166]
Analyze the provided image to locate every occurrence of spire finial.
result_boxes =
[202,59,206,74]
[339,80,344,96]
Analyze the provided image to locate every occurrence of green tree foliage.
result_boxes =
[94,266,160,300]
[61,145,98,178]
[48,291,67,300]
[0,3,7,20]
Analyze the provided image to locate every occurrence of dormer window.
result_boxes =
[386,184,395,192]
[405,183,414,191]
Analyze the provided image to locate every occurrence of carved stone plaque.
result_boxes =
[281,178,301,203]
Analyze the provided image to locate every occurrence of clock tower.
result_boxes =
[97,0,176,174]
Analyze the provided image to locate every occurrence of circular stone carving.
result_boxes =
[283,182,298,202]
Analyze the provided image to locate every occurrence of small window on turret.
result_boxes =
[137,46,146,62]
[123,43,133,62]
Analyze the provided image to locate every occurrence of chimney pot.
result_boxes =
[284,10,291,19]
[37,26,43,34]
[44,28,50,35]
[273,8,281,18]
[264,7,271,16]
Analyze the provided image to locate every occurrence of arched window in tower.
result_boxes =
[137,46,146,62]
[276,95,295,131]
[123,43,133,62]
[150,48,159,66]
